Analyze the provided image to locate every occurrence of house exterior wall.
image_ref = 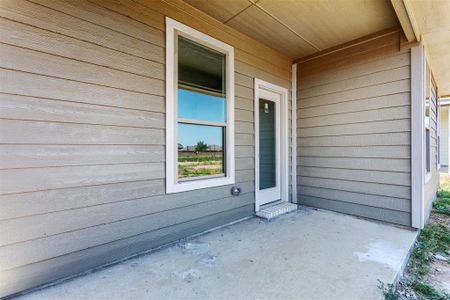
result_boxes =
[296,32,412,226]
[424,77,440,217]
[0,0,293,297]
[439,106,448,166]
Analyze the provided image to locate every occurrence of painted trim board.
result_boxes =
[291,63,298,203]
[411,44,425,229]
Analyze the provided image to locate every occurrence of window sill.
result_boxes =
[166,176,235,193]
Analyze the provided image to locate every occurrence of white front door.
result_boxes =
[255,88,282,207]
[254,79,289,212]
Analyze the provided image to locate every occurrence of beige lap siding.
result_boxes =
[297,32,412,226]
[0,0,292,297]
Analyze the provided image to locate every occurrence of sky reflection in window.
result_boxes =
[178,89,226,123]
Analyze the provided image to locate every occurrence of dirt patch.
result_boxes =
[427,260,450,294]
[383,176,450,300]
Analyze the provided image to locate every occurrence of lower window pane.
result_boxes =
[178,123,225,179]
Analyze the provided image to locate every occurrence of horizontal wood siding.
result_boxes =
[297,32,412,226]
[0,0,292,297]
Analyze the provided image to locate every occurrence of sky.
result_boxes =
[178,89,226,122]
[178,123,223,147]
[177,89,226,147]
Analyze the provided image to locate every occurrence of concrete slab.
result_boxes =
[16,208,417,300]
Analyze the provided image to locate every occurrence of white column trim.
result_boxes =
[448,108,450,173]
[291,64,298,203]
[411,44,425,229]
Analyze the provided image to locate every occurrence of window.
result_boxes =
[431,76,440,168]
[437,93,441,168]
[165,18,235,193]
[426,128,431,173]
[425,61,431,178]
[425,62,431,128]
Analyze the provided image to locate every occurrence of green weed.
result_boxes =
[411,281,450,300]
[433,197,450,216]
[378,280,400,300]
[380,180,450,300]
[410,223,450,277]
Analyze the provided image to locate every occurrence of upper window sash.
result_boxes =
[165,17,235,194]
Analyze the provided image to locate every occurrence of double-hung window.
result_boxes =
[425,61,431,180]
[436,83,441,168]
[431,76,439,168]
[165,18,235,193]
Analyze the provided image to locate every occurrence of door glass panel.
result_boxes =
[259,99,276,190]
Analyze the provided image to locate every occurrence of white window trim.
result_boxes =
[165,17,235,193]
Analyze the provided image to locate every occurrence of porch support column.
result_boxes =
[411,44,425,229]
[448,108,450,172]
[291,63,297,203]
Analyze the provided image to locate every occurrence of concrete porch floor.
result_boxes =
[16,208,417,300]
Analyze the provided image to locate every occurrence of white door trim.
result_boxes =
[254,78,289,212]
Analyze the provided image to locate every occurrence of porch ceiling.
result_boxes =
[407,0,450,97]
[183,0,399,59]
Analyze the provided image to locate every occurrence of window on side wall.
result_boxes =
[431,76,440,168]
[437,106,440,168]
[425,61,431,179]
[165,18,235,193]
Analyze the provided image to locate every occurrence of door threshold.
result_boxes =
[256,201,298,220]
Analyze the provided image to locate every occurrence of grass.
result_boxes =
[178,152,223,178]
[435,179,450,215]
[411,282,449,300]
[379,178,450,300]
[378,281,400,300]
[178,156,223,162]
[409,222,450,277]
[433,196,450,216]
[181,167,223,177]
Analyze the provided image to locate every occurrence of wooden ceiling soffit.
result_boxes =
[293,27,401,64]
[148,0,293,72]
